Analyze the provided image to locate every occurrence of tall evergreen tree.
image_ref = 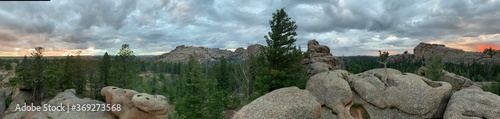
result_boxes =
[61,55,75,90]
[174,56,224,118]
[31,47,44,102]
[100,52,111,86]
[111,44,138,88]
[216,56,231,92]
[73,51,86,95]
[254,8,306,96]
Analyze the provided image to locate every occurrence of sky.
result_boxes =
[0,0,500,56]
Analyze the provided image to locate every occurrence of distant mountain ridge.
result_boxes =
[389,42,500,64]
[156,44,263,63]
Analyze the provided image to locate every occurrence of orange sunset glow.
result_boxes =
[477,45,500,52]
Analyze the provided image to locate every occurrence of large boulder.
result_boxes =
[233,87,321,119]
[306,70,354,119]
[349,68,452,118]
[101,86,172,119]
[443,87,500,119]
[131,93,171,119]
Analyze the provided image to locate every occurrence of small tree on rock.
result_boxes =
[378,50,390,86]
[426,53,444,81]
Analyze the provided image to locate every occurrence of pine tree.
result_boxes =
[42,62,63,97]
[174,56,224,118]
[31,47,44,102]
[100,52,111,86]
[73,51,86,95]
[426,53,444,81]
[12,56,32,89]
[111,44,139,88]
[216,56,231,92]
[61,55,75,90]
[254,8,306,96]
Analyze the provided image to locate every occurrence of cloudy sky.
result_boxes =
[1,0,500,56]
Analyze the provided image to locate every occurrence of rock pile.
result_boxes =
[100,86,173,119]
[303,39,343,75]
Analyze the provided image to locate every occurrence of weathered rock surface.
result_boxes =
[3,89,115,119]
[306,70,354,119]
[443,87,500,119]
[0,89,7,115]
[413,42,500,64]
[319,107,337,119]
[349,68,452,118]
[158,44,262,63]
[307,62,332,75]
[101,86,172,119]
[233,87,321,119]
[131,93,171,119]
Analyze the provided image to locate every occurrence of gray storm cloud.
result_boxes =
[0,0,499,56]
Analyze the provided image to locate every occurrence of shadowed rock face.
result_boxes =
[233,87,321,119]
[413,42,500,64]
[101,86,172,119]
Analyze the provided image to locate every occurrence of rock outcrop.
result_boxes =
[304,39,343,75]
[3,89,115,119]
[413,42,500,64]
[233,87,321,119]
[349,68,452,119]
[158,44,263,63]
[443,87,500,119]
[101,86,172,119]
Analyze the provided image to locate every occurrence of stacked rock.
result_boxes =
[304,39,343,75]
